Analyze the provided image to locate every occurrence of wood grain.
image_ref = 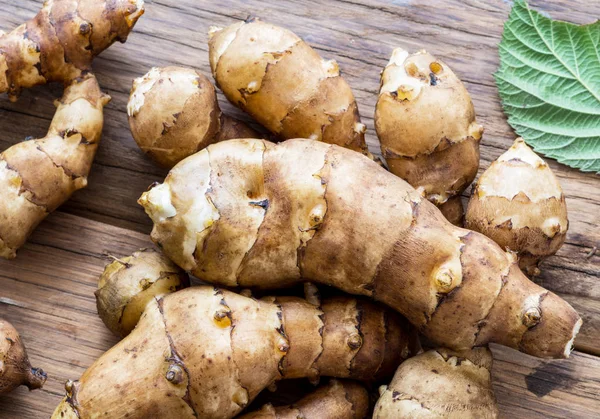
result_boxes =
[0,0,598,417]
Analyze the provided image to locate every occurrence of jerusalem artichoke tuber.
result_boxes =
[96,248,190,337]
[0,74,110,259]
[239,379,369,419]
[374,347,499,418]
[139,138,581,359]
[465,138,568,276]
[128,66,260,168]
[0,0,145,101]
[375,48,483,225]
[0,319,46,394]
[52,286,414,418]
[208,18,368,153]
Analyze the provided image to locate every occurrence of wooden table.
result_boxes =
[0,0,598,417]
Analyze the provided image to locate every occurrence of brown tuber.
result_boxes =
[239,379,369,419]
[0,319,47,393]
[0,75,110,259]
[128,66,260,168]
[374,347,499,418]
[139,139,581,359]
[465,138,568,276]
[208,18,368,154]
[375,48,483,225]
[0,0,145,101]
[95,248,190,337]
[52,286,414,418]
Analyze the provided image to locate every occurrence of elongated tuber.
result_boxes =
[375,48,483,225]
[0,74,110,259]
[128,66,260,168]
[96,248,190,337]
[52,286,413,418]
[374,348,498,418]
[0,0,144,101]
[0,319,46,393]
[208,18,368,153]
[139,138,581,358]
[466,138,568,276]
[239,379,369,419]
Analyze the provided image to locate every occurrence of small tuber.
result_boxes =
[95,248,190,337]
[375,48,483,225]
[208,18,368,153]
[466,138,568,276]
[239,379,369,419]
[374,347,499,418]
[128,66,260,168]
[0,319,46,394]
[52,286,414,418]
[139,138,581,359]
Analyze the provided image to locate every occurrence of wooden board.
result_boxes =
[0,0,598,417]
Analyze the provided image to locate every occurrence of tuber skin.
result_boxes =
[374,347,499,418]
[127,66,260,168]
[0,74,110,259]
[239,379,369,419]
[208,18,368,154]
[95,248,190,337]
[139,138,581,359]
[466,138,568,277]
[0,0,145,101]
[52,286,414,419]
[0,319,47,393]
[375,48,483,225]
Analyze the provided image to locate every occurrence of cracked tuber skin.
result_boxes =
[375,48,483,225]
[0,74,110,259]
[128,66,261,168]
[95,248,190,337]
[0,0,145,101]
[465,138,568,277]
[52,286,414,419]
[208,18,368,154]
[239,379,369,419]
[0,319,47,394]
[374,348,499,418]
[139,139,581,359]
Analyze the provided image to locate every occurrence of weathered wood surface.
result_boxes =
[0,0,598,417]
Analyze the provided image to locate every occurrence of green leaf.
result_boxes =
[495,0,600,173]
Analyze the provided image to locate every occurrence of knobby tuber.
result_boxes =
[52,286,414,418]
[128,66,260,168]
[139,139,581,359]
[208,18,368,153]
[239,379,369,419]
[0,0,145,101]
[374,348,499,418]
[466,138,568,276]
[0,319,46,394]
[96,248,190,337]
[0,74,109,259]
[375,48,483,225]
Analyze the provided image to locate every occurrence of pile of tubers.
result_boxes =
[0,2,582,419]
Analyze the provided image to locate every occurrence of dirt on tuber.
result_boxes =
[139,138,581,359]
[208,18,368,154]
[96,248,190,337]
[375,48,483,225]
[374,347,499,418]
[466,138,568,276]
[0,319,46,394]
[52,286,414,418]
[128,66,260,168]
[239,379,369,419]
